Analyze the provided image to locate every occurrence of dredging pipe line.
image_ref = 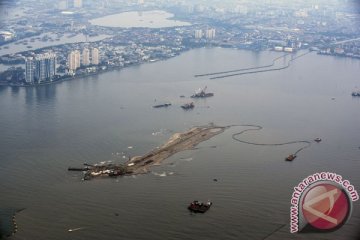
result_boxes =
[227,125,312,157]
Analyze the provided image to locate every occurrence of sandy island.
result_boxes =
[69,124,226,180]
[127,124,225,174]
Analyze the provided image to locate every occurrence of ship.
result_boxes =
[191,86,214,98]
[153,103,172,108]
[181,102,194,110]
[351,91,360,97]
[285,154,296,161]
[314,137,322,142]
[188,200,212,213]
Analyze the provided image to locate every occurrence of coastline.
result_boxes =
[0,55,178,88]
[2,46,360,88]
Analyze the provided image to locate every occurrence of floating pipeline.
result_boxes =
[228,124,312,160]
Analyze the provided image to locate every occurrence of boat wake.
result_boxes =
[68,227,87,232]
[152,171,174,177]
[180,157,193,162]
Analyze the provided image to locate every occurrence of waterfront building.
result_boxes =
[205,29,216,39]
[25,57,35,84]
[34,53,57,83]
[0,31,15,42]
[91,48,99,65]
[82,48,90,66]
[68,50,81,71]
[74,0,82,8]
[194,30,203,39]
[58,0,68,10]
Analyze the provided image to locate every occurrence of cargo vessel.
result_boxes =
[285,154,296,161]
[153,103,172,108]
[181,102,194,110]
[191,86,214,98]
[352,91,360,97]
[188,200,212,213]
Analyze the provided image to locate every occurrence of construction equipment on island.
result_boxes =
[181,102,194,110]
[188,200,212,213]
[68,162,130,180]
[191,86,214,98]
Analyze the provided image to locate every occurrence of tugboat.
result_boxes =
[314,138,322,142]
[352,91,360,97]
[181,102,194,110]
[285,154,296,161]
[188,200,212,213]
[153,103,172,108]
[191,86,214,98]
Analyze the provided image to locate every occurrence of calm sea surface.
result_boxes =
[0,48,359,240]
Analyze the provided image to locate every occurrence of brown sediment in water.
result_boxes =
[126,125,226,174]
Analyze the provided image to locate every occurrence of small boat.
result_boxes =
[181,102,194,110]
[153,103,172,108]
[188,200,212,213]
[314,138,322,142]
[285,154,296,161]
[352,92,360,97]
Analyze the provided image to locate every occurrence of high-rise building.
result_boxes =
[74,0,82,8]
[68,50,81,71]
[91,48,99,65]
[194,30,203,39]
[34,53,56,83]
[58,0,68,10]
[66,0,73,8]
[25,57,35,84]
[205,29,216,39]
[82,48,90,66]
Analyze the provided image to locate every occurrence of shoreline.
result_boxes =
[2,46,360,88]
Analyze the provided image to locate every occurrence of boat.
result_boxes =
[314,138,322,142]
[351,91,360,97]
[285,154,296,161]
[153,103,172,108]
[188,200,212,213]
[181,102,194,110]
[191,86,214,98]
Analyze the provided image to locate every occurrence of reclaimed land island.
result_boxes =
[69,124,226,180]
